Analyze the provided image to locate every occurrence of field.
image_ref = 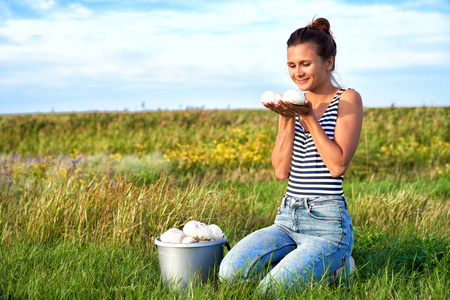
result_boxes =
[0,106,449,299]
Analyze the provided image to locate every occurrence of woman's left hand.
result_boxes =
[263,100,312,118]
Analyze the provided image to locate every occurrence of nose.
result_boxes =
[294,66,303,77]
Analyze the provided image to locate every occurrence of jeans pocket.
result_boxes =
[307,204,343,221]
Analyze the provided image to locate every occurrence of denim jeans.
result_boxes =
[219,195,353,296]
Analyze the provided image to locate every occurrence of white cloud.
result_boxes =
[23,0,56,10]
[0,0,449,91]
[65,3,93,17]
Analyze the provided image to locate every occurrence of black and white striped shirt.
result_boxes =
[286,89,345,198]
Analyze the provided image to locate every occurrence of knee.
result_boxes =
[218,255,237,284]
[219,252,252,284]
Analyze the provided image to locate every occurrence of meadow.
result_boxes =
[0,106,449,299]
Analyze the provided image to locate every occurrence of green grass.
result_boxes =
[1,106,449,180]
[0,241,163,299]
[0,107,449,298]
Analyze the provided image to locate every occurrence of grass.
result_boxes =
[0,241,162,299]
[1,106,448,180]
[0,106,449,298]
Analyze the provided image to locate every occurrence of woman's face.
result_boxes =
[287,43,333,92]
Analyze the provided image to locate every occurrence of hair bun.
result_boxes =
[308,17,332,36]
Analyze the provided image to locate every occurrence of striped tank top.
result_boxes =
[285,89,345,198]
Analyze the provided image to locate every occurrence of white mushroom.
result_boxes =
[260,90,283,103]
[182,236,198,244]
[282,89,306,105]
[208,224,223,240]
[183,220,214,241]
[160,228,187,243]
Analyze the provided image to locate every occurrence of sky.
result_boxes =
[0,0,449,114]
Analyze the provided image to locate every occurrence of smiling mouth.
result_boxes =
[297,78,309,84]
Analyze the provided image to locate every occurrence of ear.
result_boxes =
[326,56,334,72]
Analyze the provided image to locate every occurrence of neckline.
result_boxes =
[298,88,344,133]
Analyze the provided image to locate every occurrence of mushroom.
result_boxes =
[182,236,198,244]
[183,220,214,241]
[282,89,306,105]
[160,228,187,243]
[260,90,283,103]
[208,224,224,240]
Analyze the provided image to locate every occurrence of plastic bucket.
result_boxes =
[154,236,228,290]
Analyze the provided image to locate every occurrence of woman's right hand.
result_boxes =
[263,100,311,118]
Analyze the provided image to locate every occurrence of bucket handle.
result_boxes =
[225,241,231,251]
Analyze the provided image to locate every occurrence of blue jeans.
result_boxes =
[219,195,353,295]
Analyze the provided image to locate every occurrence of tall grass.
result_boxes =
[1,173,267,246]
[0,107,449,298]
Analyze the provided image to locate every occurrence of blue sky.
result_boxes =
[0,0,449,114]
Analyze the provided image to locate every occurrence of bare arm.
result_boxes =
[302,89,363,177]
[271,115,296,180]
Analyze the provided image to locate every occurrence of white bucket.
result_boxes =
[154,236,229,290]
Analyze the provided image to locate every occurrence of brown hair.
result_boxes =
[287,17,337,71]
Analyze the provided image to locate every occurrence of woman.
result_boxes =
[219,17,363,295]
